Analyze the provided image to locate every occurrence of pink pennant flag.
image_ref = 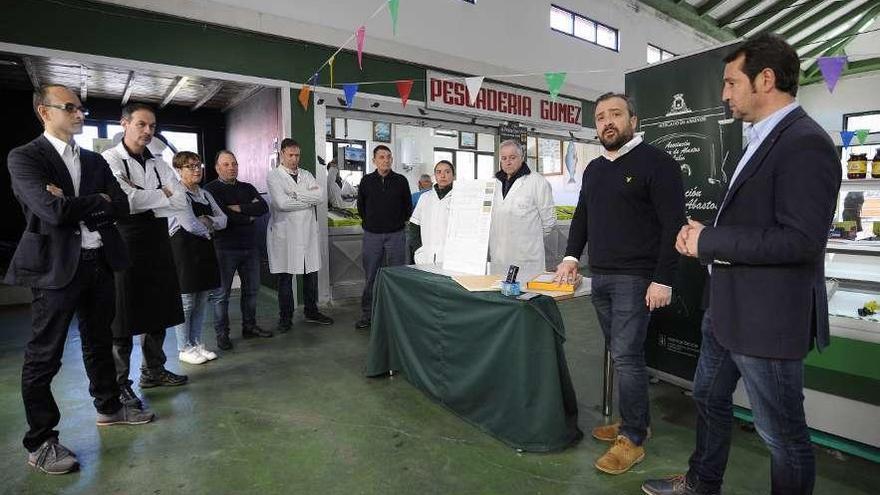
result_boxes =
[356,26,366,70]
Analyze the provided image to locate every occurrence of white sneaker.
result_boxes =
[196,343,218,361]
[178,346,207,365]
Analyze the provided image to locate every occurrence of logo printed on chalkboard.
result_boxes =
[666,93,692,116]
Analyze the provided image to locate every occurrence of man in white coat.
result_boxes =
[488,140,556,275]
[267,138,333,333]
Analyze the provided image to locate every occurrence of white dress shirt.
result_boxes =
[43,131,102,248]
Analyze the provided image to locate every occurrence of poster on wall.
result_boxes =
[625,42,742,384]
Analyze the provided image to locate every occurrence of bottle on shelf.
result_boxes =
[872,149,880,179]
[848,153,868,180]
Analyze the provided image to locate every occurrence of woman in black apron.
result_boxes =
[167,152,227,365]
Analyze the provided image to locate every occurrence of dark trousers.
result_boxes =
[361,229,406,319]
[209,247,261,335]
[112,330,168,386]
[278,271,318,323]
[590,273,652,446]
[22,251,121,452]
[687,310,815,495]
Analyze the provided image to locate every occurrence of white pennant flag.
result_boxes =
[464,76,484,105]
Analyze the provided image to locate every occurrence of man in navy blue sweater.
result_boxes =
[555,92,685,475]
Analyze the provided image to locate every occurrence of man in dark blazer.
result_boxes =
[643,35,841,495]
[6,85,155,475]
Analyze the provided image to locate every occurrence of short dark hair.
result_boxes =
[723,33,800,97]
[280,138,300,151]
[435,159,455,175]
[214,149,235,165]
[373,144,391,157]
[122,102,156,120]
[172,151,201,169]
[32,84,69,123]
[595,92,637,118]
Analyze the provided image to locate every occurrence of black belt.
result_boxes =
[80,247,104,261]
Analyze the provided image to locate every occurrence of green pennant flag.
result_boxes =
[388,0,400,36]
[544,72,567,101]
[856,129,870,145]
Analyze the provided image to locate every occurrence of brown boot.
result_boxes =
[594,435,645,475]
[591,422,653,442]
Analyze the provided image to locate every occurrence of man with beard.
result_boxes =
[103,102,188,409]
[554,92,685,475]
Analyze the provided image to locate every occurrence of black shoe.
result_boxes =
[355,318,371,329]
[243,324,274,338]
[139,369,188,388]
[305,312,334,326]
[642,475,717,495]
[273,320,292,334]
[119,383,143,409]
[217,333,233,350]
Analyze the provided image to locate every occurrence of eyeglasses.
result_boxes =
[42,103,90,116]
[180,163,204,171]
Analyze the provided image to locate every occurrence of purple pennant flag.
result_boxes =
[840,130,855,148]
[343,83,359,108]
[817,56,847,93]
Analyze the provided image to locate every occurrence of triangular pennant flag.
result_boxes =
[817,56,847,93]
[309,73,319,87]
[356,26,366,70]
[840,130,855,148]
[856,129,870,145]
[465,76,484,105]
[544,72,567,101]
[396,80,413,108]
[343,83,359,108]
[298,85,311,111]
[329,55,336,88]
[388,0,400,36]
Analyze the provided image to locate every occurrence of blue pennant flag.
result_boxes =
[343,83,359,108]
[840,130,855,148]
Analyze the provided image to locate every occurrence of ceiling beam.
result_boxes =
[192,81,223,111]
[755,0,823,36]
[223,85,262,113]
[79,65,88,102]
[800,5,880,80]
[21,56,40,89]
[635,0,735,41]
[793,2,880,49]
[159,76,188,109]
[733,0,794,36]
[781,0,860,43]
[696,0,726,17]
[716,0,764,27]
[121,71,136,106]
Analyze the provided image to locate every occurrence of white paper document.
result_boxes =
[442,179,496,275]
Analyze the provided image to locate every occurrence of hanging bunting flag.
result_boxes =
[396,80,414,108]
[388,0,400,35]
[855,129,870,145]
[343,83,359,108]
[464,76,484,105]
[298,85,311,111]
[329,55,336,88]
[356,26,367,70]
[564,141,578,184]
[840,130,855,148]
[309,73,319,87]
[544,72,567,101]
[817,56,847,93]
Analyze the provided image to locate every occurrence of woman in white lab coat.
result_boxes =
[488,140,556,275]
[409,160,455,264]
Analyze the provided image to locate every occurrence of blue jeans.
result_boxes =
[590,273,652,445]
[361,229,407,319]
[687,310,815,495]
[209,247,261,336]
[172,291,209,351]
[277,271,319,323]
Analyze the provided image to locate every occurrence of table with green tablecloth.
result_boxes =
[365,266,584,452]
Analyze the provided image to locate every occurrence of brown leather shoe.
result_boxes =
[595,435,645,475]
[592,422,653,442]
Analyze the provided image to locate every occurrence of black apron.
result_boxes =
[112,159,184,338]
[169,191,221,294]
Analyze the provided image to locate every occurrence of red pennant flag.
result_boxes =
[298,85,311,110]
[396,80,414,108]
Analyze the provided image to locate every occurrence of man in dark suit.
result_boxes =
[642,35,841,495]
[6,85,155,475]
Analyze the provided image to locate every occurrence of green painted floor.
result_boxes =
[0,290,877,495]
